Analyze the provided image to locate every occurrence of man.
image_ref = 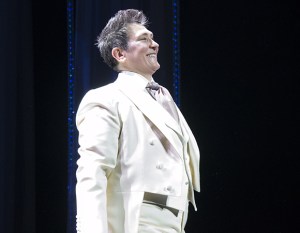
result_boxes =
[75,9,200,233]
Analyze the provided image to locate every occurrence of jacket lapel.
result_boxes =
[115,74,184,157]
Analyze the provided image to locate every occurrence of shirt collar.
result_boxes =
[119,71,154,89]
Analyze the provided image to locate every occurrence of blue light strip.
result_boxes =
[67,0,76,232]
[172,0,181,107]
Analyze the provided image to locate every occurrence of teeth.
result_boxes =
[148,54,156,57]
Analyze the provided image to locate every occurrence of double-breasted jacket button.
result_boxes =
[156,164,164,170]
[164,186,173,193]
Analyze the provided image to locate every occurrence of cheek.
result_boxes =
[126,44,148,60]
[133,44,148,54]
[132,50,147,60]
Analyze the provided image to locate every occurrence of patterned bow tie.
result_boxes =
[146,81,179,123]
[146,81,160,91]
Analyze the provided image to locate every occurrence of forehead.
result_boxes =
[128,23,153,38]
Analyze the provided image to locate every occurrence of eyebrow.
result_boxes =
[138,32,153,38]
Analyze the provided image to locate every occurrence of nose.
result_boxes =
[150,39,159,51]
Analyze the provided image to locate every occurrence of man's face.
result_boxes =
[121,23,160,79]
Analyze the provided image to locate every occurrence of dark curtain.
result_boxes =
[181,1,298,233]
[0,0,36,232]
[32,1,68,233]
[1,0,68,233]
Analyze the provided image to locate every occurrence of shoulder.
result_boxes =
[76,83,122,116]
[80,82,122,104]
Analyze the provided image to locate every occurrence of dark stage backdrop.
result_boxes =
[1,0,68,233]
[0,1,36,232]
[0,0,298,233]
[180,1,298,233]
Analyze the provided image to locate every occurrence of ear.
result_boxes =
[111,47,126,62]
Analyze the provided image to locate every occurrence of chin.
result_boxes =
[154,65,160,71]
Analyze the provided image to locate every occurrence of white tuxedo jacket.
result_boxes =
[75,71,200,233]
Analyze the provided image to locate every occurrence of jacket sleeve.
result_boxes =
[75,89,120,233]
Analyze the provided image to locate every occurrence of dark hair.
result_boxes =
[96,9,148,71]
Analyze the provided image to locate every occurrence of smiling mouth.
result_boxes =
[147,54,156,58]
